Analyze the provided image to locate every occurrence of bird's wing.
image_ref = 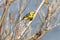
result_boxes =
[21,13,30,20]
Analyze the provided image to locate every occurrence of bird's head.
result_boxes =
[29,11,35,16]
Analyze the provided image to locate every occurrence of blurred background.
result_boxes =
[0,0,60,40]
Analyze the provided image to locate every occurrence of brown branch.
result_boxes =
[0,0,15,40]
[9,10,14,24]
[0,0,15,33]
[4,0,29,40]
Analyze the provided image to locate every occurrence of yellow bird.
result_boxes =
[21,11,35,21]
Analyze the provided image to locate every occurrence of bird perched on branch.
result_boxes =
[21,11,35,21]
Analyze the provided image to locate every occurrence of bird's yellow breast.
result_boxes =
[24,17,29,21]
[28,15,33,19]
